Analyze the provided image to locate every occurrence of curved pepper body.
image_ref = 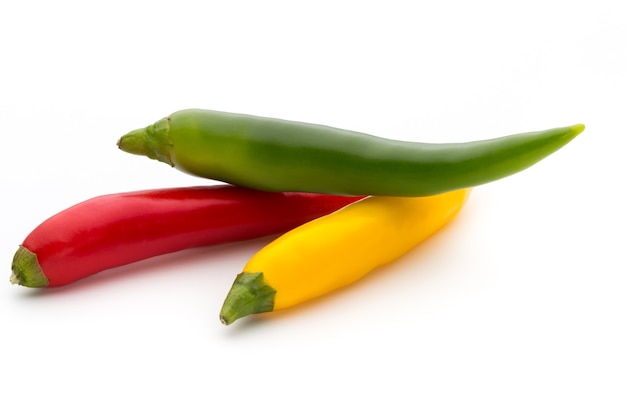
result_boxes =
[118,109,584,196]
[219,188,471,324]
[11,185,362,287]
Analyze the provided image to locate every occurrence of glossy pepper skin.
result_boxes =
[118,109,584,197]
[10,185,362,288]
[219,188,471,325]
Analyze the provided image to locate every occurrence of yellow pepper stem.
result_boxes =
[220,272,277,325]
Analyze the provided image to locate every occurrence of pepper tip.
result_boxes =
[572,124,585,135]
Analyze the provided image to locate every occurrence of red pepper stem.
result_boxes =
[10,246,49,288]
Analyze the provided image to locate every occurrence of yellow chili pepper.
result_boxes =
[219,188,471,325]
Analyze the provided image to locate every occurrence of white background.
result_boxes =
[1,1,625,415]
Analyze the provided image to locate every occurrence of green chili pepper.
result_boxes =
[117,109,584,196]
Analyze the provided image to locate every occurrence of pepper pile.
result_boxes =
[10,109,584,326]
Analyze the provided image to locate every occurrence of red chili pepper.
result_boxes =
[10,185,362,288]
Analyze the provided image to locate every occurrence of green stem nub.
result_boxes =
[10,246,49,288]
[220,272,277,325]
[116,116,174,166]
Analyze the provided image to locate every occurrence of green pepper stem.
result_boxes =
[117,117,173,166]
[220,272,277,325]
